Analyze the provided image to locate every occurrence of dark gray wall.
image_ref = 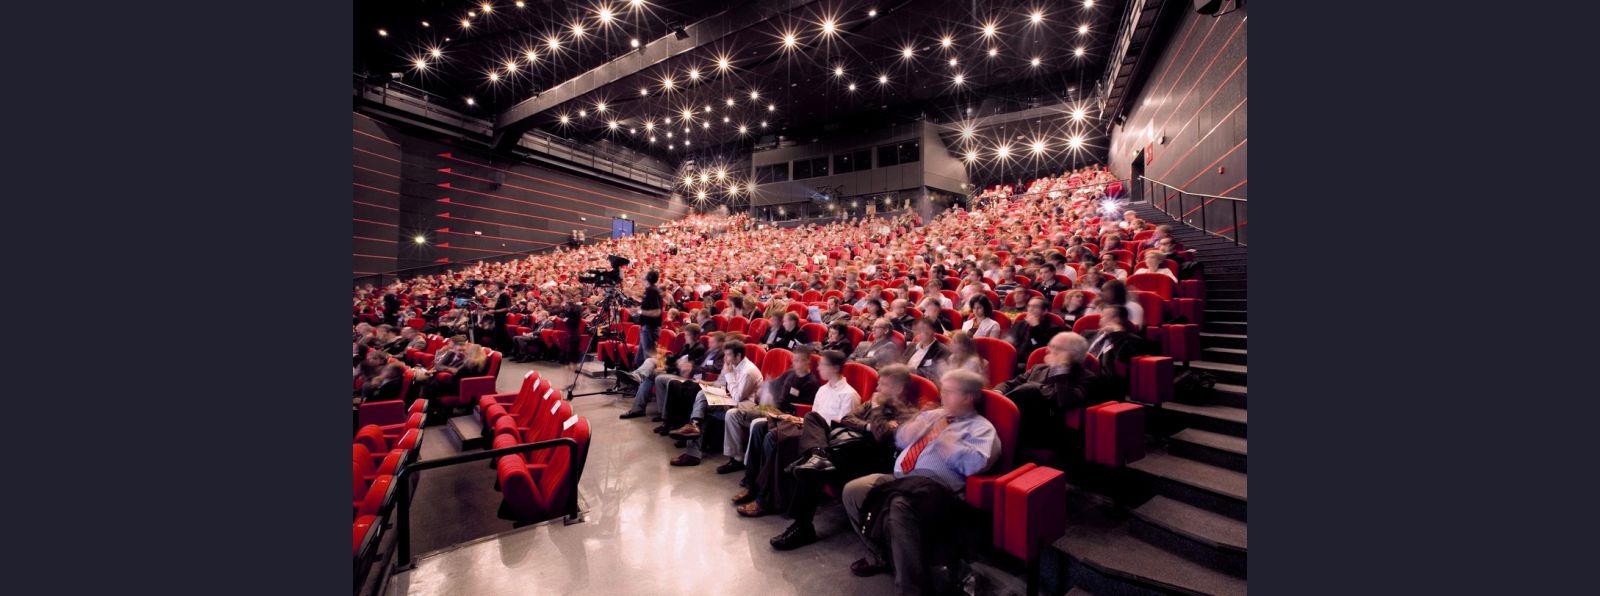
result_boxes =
[748,121,968,207]
[1108,6,1247,242]
[353,112,690,276]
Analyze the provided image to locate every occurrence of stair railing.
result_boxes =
[1137,176,1247,246]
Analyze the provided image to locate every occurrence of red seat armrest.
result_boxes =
[458,376,497,402]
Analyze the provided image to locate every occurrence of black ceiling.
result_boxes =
[356,0,1124,163]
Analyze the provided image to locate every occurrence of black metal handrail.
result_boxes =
[391,437,585,568]
[1137,176,1247,246]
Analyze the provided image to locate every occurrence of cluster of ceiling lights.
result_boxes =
[954,103,1096,166]
[382,2,1102,156]
[674,164,756,204]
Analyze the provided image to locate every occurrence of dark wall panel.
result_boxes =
[352,113,688,275]
[1108,7,1247,242]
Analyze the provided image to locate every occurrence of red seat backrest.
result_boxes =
[845,326,865,351]
[1131,291,1165,328]
[980,390,1020,474]
[761,348,794,380]
[907,374,940,408]
[1073,314,1102,334]
[972,337,1017,388]
[800,323,827,343]
[1126,273,1176,300]
[785,303,809,317]
[746,318,771,342]
[842,362,878,400]
[802,290,822,302]
[727,316,750,335]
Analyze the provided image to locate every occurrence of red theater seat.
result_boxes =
[972,337,1016,388]
[745,318,771,343]
[965,390,1021,511]
[496,416,590,523]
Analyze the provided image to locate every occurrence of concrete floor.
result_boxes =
[386,359,899,596]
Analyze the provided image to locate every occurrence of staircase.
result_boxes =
[1046,201,1249,595]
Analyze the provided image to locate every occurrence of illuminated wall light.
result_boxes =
[868,9,878,17]
[631,38,641,48]
[465,97,476,106]
[414,235,427,244]
[421,20,431,27]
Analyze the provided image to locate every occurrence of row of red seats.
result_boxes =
[478,371,592,523]
[352,399,426,558]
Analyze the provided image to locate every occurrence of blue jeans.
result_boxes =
[634,325,659,367]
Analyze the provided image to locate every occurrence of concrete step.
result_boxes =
[1199,332,1246,349]
[1200,347,1247,366]
[446,415,488,451]
[1188,360,1247,385]
[1052,512,1247,596]
[1201,320,1246,335]
[1130,495,1248,578]
[1167,429,1248,472]
[1206,299,1247,312]
[1129,452,1248,521]
[1164,402,1248,437]
[1205,289,1246,301]
[1205,309,1248,322]
[1212,382,1248,410]
[1204,279,1246,291]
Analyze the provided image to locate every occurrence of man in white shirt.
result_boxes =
[669,340,763,466]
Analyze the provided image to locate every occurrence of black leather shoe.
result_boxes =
[619,409,646,419]
[651,415,664,422]
[787,452,836,477]
[770,523,818,551]
[715,460,745,474]
[850,558,890,577]
[653,425,669,434]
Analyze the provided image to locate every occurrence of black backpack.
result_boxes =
[1174,370,1217,403]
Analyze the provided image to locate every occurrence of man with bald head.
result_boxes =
[997,331,1112,459]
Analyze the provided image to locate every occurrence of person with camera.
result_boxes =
[484,282,512,352]
[635,270,663,368]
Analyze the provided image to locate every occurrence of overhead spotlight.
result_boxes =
[681,108,693,120]
[598,7,614,24]
[963,150,978,162]
[631,38,641,48]
[723,116,730,123]
[559,114,571,124]
[595,101,607,113]
[981,22,998,38]
[716,56,732,71]
[578,109,587,117]
[833,65,845,77]
[661,76,675,90]
[901,46,915,59]
[746,183,757,193]
[631,0,644,8]
[608,120,620,130]
[640,87,650,96]
[960,126,974,139]
[703,104,712,112]
[1078,24,1090,35]
[1068,135,1084,149]
[699,172,710,183]
[1074,47,1086,57]
[516,1,525,7]
[847,82,857,91]
[759,120,768,127]
[461,19,472,29]
[995,144,1012,160]
[988,48,998,57]
[1071,108,1086,121]
[869,9,878,17]
[413,58,428,70]
[526,49,539,62]
[1031,139,1048,155]
[504,60,518,72]
[702,122,710,129]
[738,124,749,134]
[697,190,707,200]
[716,169,727,180]
[782,31,799,48]
[546,36,562,50]
[750,90,761,100]
[688,68,701,81]
[768,103,776,111]
[878,74,889,85]
[1083,0,1094,7]
[644,121,655,131]
[681,175,694,185]
[465,97,476,106]
[940,36,953,48]
[480,3,493,14]
[1030,56,1042,67]
[571,23,586,37]
[952,73,965,85]
[429,47,443,59]
[421,20,430,27]
[821,18,838,36]
[377,28,388,37]
[948,57,959,67]
[1030,11,1044,25]
[727,184,739,194]
[414,235,428,244]
[487,71,500,82]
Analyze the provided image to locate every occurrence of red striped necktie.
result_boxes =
[900,416,954,474]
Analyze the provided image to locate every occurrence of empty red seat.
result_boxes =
[745,318,771,343]
[800,322,827,344]
[972,337,1016,388]
[496,416,591,523]
[727,316,750,335]
[1071,314,1102,334]
[760,348,793,380]
[1084,403,1146,467]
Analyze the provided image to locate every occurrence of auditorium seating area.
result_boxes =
[352,160,1247,594]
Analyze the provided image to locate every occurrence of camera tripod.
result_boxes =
[564,286,643,400]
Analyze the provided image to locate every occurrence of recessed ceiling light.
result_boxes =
[988,48,998,57]
[901,46,915,59]
[981,22,997,38]
[480,3,493,14]
[833,66,845,77]
[940,36,953,48]
[421,21,430,27]
[869,9,878,18]
[429,47,443,58]
[847,83,857,91]
[1030,11,1044,25]
[631,38,641,48]
[598,7,614,24]
[465,97,476,106]
[1074,47,1086,57]
[1079,24,1090,35]
[878,74,889,84]
[571,23,586,36]
[377,28,388,37]
[461,19,472,29]
[1030,56,1042,67]
[821,18,837,36]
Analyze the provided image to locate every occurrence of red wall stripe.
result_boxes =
[354,200,399,212]
[1155,17,1249,143]
[1219,179,1248,196]
[353,129,400,147]
[434,228,549,246]
[354,235,397,243]
[438,168,668,222]
[354,146,401,164]
[354,253,397,259]
[442,185,612,231]
[1151,16,1224,127]
[437,153,665,212]
[1180,138,1248,190]
[1156,93,1247,181]
[354,182,400,195]
[353,164,400,179]
[354,218,398,228]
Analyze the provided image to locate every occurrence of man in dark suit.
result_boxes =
[654,332,727,433]
[1031,263,1071,302]
[849,319,901,369]
[1006,296,1063,374]
[900,318,950,380]
[999,331,1112,457]
[375,324,408,357]
[621,324,709,419]
[887,299,917,335]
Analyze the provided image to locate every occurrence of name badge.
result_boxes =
[789,387,799,396]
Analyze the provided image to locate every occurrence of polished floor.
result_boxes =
[385,359,900,596]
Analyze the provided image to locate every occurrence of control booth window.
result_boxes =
[793,157,829,179]
[833,148,872,174]
[878,141,920,167]
[756,163,790,183]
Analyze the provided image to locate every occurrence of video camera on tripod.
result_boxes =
[577,255,631,286]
